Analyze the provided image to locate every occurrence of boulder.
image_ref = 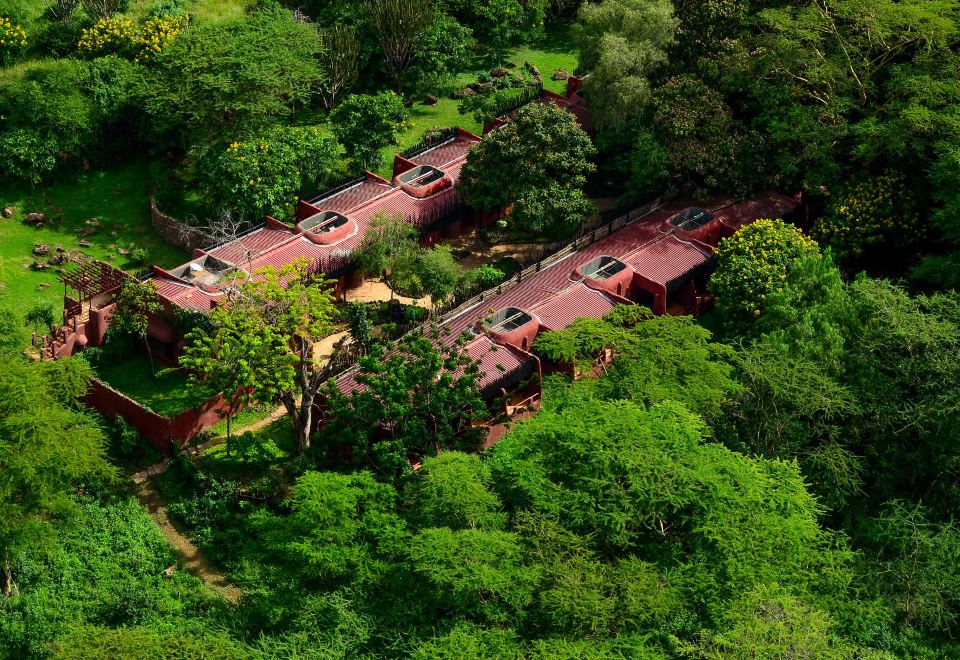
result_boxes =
[49,252,71,265]
[455,87,476,98]
[37,282,51,289]
[551,67,570,81]
[423,94,438,105]
[490,66,509,78]
[33,244,51,256]
[30,260,50,270]
[84,218,101,228]
[2,206,14,218]
[23,212,47,226]
[468,81,487,92]
[163,565,176,579]
[506,61,518,68]
[78,240,92,248]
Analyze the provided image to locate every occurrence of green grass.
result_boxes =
[199,416,294,481]
[94,352,214,417]
[205,401,277,437]
[0,162,189,319]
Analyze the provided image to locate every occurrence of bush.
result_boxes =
[710,219,821,331]
[330,92,409,172]
[0,16,28,65]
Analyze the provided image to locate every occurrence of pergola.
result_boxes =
[58,258,132,321]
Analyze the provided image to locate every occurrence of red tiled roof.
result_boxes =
[530,283,616,330]
[623,236,712,286]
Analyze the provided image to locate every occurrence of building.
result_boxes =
[331,192,801,445]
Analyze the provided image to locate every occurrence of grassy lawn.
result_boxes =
[0,163,189,318]
[205,401,278,438]
[199,416,294,482]
[94,352,215,417]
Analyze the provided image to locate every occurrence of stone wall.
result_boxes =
[149,196,212,252]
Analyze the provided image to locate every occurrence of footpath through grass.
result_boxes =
[0,162,188,319]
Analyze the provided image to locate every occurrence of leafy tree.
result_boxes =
[511,182,595,238]
[466,0,548,62]
[330,91,409,172]
[345,301,373,354]
[416,244,461,305]
[710,219,821,333]
[24,300,56,337]
[141,10,323,149]
[109,279,164,374]
[457,264,505,296]
[322,325,486,482]
[0,305,27,353]
[0,355,114,598]
[316,25,360,111]
[814,173,922,270]
[353,213,421,298]
[367,0,435,92]
[411,10,474,93]
[404,452,506,531]
[574,0,677,132]
[631,76,756,196]
[459,103,595,235]
[179,301,295,448]
[199,126,339,222]
[221,260,338,453]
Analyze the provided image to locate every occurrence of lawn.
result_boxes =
[94,352,215,417]
[0,162,189,321]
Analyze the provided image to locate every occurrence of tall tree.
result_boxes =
[109,279,164,374]
[367,0,435,92]
[180,304,295,449]
[330,92,409,172]
[459,103,596,236]
[0,354,114,597]
[223,260,338,452]
[316,25,360,111]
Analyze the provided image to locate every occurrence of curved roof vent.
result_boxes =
[580,255,628,281]
[668,207,715,231]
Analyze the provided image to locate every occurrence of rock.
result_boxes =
[55,244,65,252]
[468,81,487,92]
[163,565,176,578]
[77,227,96,237]
[530,65,541,79]
[118,247,130,255]
[551,67,570,81]
[23,212,47,226]
[2,206,14,218]
[423,94,438,105]
[403,98,413,108]
[30,260,50,270]
[33,244,51,256]
[516,73,525,82]
[490,66,509,78]
[455,87,476,98]
[49,252,71,265]
[506,61,518,68]
[37,282,51,289]
[84,218,101,228]
[78,240,92,248]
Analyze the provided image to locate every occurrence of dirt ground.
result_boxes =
[343,279,431,307]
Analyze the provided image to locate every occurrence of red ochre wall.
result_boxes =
[83,378,229,455]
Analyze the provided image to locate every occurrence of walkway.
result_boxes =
[134,479,242,604]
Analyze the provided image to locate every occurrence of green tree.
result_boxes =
[109,279,164,374]
[141,10,323,149]
[416,244,461,305]
[322,326,486,482]
[511,182,595,238]
[574,0,677,132]
[179,302,295,448]
[345,302,373,354]
[330,91,409,172]
[466,0,547,62]
[316,24,360,111]
[404,452,506,531]
[710,219,821,333]
[367,0,435,92]
[0,355,114,597]
[459,103,595,236]
[199,126,339,222]
[224,260,338,453]
[353,213,421,298]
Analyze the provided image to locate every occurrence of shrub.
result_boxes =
[330,92,409,172]
[0,16,27,65]
[710,219,820,331]
[76,16,138,57]
[814,172,922,266]
[135,14,188,62]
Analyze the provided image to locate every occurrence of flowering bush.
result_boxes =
[200,126,339,221]
[0,17,28,66]
[77,15,187,60]
[711,218,820,328]
[135,15,188,62]
[814,173,921,264]
[77,17,139,57]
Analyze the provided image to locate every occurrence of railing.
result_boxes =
[400,128,457,160]
[411,189,465,233]
[493,82,544,120]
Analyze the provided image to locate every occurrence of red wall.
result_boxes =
[83,378,229,455]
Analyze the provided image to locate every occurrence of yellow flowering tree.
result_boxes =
[135,15,189,62]
[0,17,28,66]
[710,219,821,331]
[813,173,921,266]
[199,126,339,221]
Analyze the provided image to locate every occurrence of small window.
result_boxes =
[581,255,627,281]
[668,207,715,231]
[484,307,533,334]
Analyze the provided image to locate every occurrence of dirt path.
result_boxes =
[134,479,242,604]
[344,279,431,307]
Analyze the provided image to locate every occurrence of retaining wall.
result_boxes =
[149,197,212,252]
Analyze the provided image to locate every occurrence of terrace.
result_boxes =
[168,254,246,289]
